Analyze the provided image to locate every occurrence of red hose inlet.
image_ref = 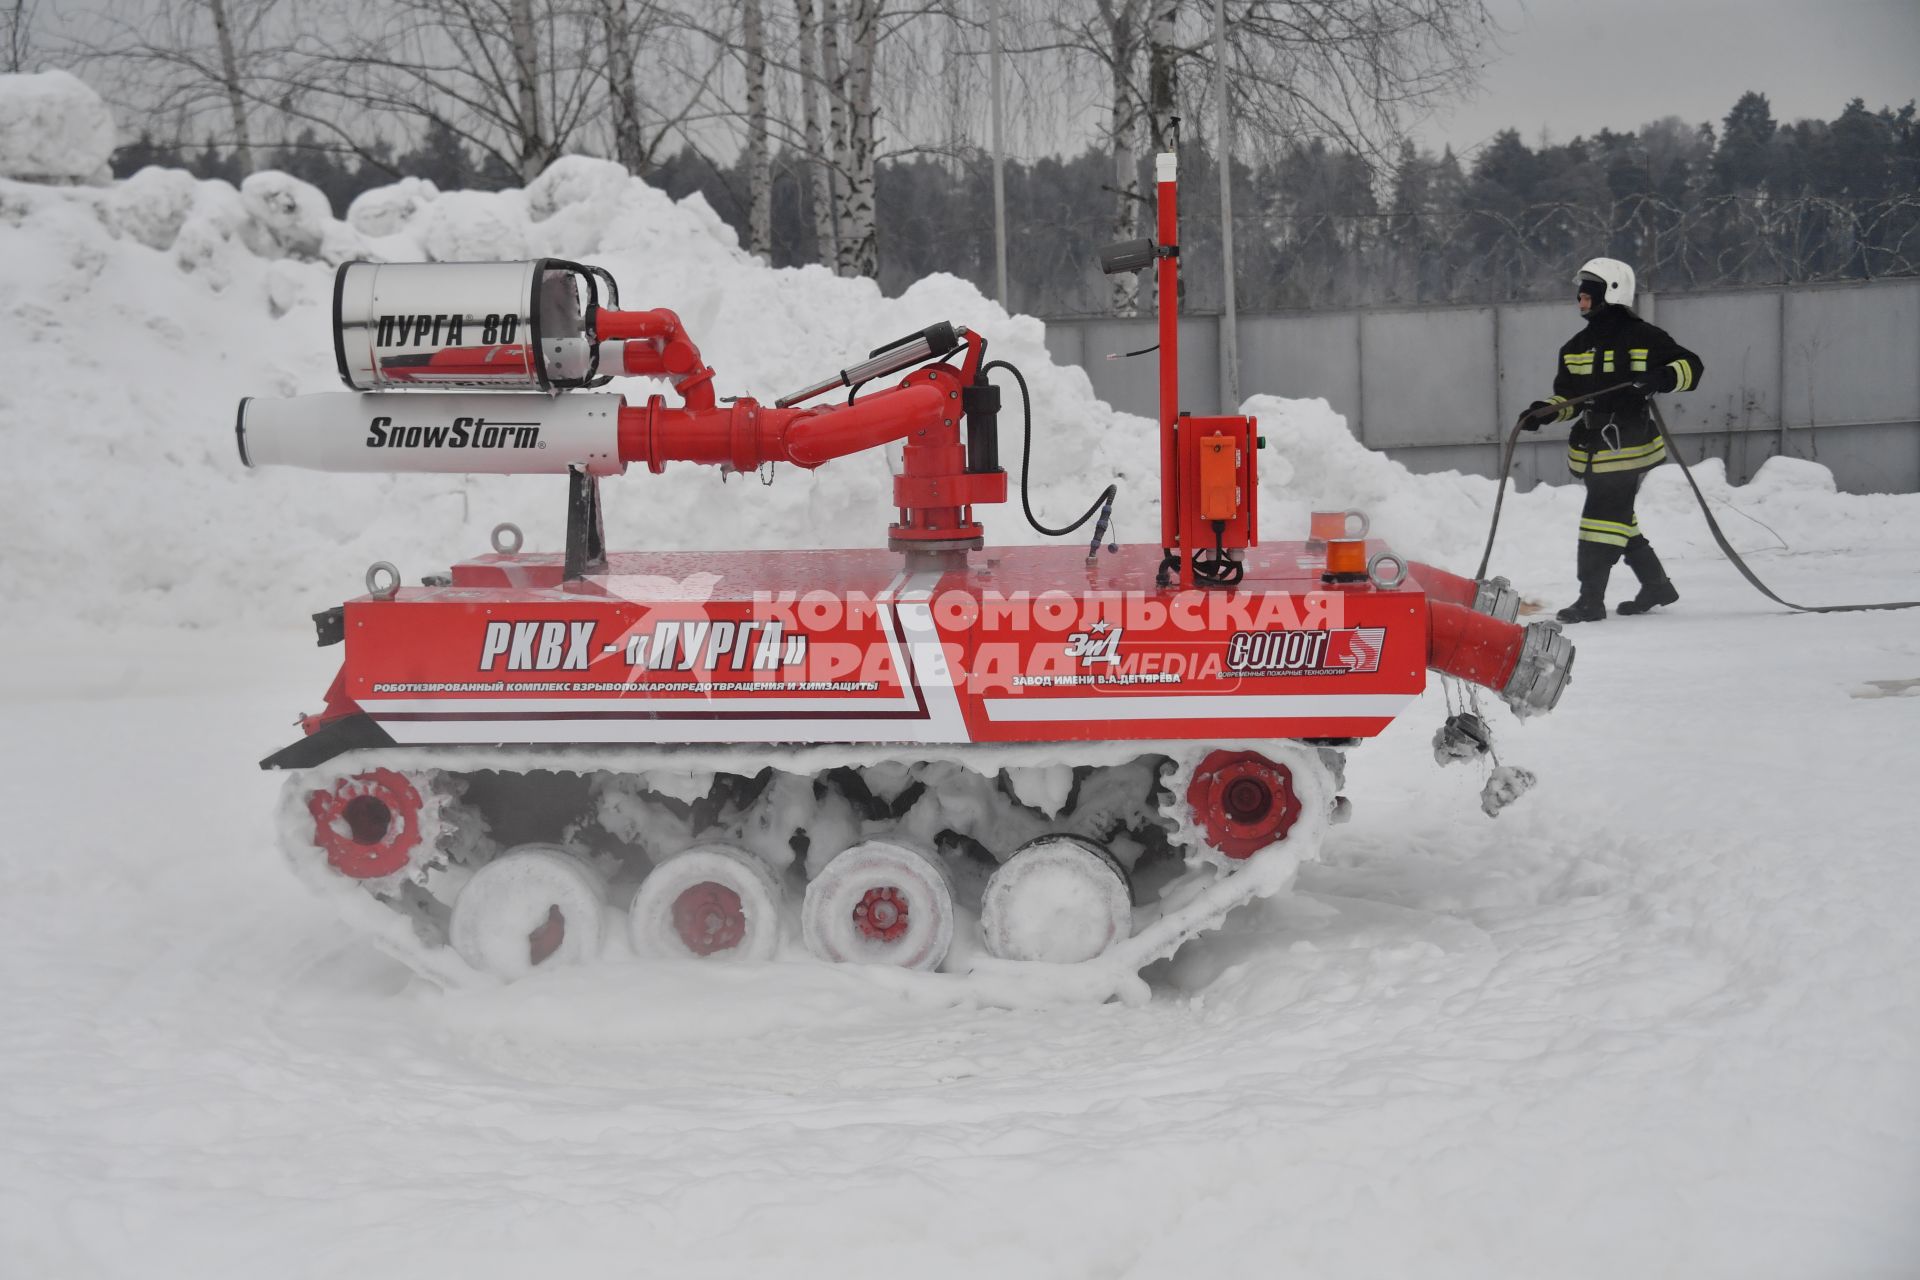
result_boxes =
[1427,600,1526,690]
[1407,561,1478,609]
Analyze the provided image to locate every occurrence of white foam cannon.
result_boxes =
[235,391,625,475]
[333,258,615,391]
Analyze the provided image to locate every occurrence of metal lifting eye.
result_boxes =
[491,522,524,554]
[1368,553,1408,589]
[365,561,401,599]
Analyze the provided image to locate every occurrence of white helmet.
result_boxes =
[1574,257,1635,310]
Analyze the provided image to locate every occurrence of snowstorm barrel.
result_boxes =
[235,392,626,475]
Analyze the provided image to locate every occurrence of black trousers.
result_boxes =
[1576,467,1647,560]
[1575,466,1668,590]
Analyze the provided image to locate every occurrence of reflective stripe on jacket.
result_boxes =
[1547,302,1703,477]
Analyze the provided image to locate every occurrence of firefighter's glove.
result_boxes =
[1520,400,1554,431]
[1631,368,1675,396]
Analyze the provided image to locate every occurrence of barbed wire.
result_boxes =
[1005,193,1920,317]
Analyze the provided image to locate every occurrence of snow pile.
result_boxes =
[346,175,437,237]
[2,150,1918,633]
[0,154,1140,631]
[241,170,354,262]
[0,70,115,183]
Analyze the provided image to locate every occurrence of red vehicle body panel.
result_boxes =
[331,541,1428,747]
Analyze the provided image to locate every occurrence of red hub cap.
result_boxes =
[308,769,424,879]
[672,882,747,956]
[1186,750,1302,859]
[852,886,910,942]
[528,905,567,967]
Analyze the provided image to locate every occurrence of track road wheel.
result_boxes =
[449,845,606,980]
[802,840,954,971]
[628,845,784,961]
[980,835,1132,963]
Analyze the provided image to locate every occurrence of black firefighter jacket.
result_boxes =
[1543,303,1705,478]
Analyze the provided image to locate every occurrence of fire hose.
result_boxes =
[1476,383,1920,613]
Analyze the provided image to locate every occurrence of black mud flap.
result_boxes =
[260,714,397,770]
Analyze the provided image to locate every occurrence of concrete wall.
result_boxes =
[1041,278,1920,494]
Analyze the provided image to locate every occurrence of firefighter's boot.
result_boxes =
[1617,537,1680,615]
[1556,542,1615,623]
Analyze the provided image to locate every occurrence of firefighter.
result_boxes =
[1523,258,1704,622]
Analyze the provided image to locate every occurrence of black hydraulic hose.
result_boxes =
[1192,520,1245,587]
[983,358,1117,540]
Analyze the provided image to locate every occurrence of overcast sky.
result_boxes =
[1415,0,1920,158]
[31,0,1917,167]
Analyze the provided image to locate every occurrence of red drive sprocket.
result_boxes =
[307,769,425,879]
[1186,750,1302,859]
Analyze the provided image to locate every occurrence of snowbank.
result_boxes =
[1,151,1916,632]
[0,70,116,183]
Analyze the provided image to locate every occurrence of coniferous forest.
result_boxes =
[113,91,1919,317]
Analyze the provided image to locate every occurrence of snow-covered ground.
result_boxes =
[3,133,1919,1277]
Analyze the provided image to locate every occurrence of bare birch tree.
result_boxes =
[73,0,290,174]
[5,0,41,74]
[1076,0,1150,312]
[1031,0,1492,311]
[596,0,645,171]
[1188,0,1496,166]
[205,0,255,170]
[504,0,547,180]
[835,0,880,276]
[742,0,772,257]
[794,0,837,262]
[674,0,825,263]
[1146,0,1178,152]
[985,0,1154,309]
[821,0,853,270]
[598,1,732,177]
[270,0,613,183]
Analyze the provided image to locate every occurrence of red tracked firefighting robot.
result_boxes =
[239,151,1572,997]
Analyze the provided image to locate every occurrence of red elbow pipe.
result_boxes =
[598,308,716,410]
[785,383,950,466]
[596,307,688,344]
[1408,561,1479,609]
[1427,600,1526,691]
[617,380,953,474]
